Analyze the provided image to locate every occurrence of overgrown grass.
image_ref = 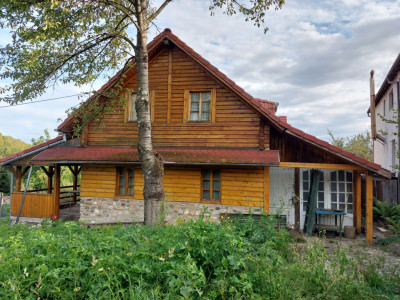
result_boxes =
[0,214,398,299]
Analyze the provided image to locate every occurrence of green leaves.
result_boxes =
[0,0,135,104]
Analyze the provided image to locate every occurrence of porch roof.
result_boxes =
[30,146,280,166]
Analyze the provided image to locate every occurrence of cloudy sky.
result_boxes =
[1,0,400,144]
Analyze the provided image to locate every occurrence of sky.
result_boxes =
[0,0,400,144]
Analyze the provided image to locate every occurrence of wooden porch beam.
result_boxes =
[53,165,61,218]
[279,162,365,171]
[366,172,373,243]
[16,166,22,192]
[41,166,50,177]
[264,166,270,214]
[353,171,362,234]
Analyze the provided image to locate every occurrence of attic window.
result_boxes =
[128,94,138,122]
[389,90,394,110]
[125,91,155,123]
[183,89,216,123]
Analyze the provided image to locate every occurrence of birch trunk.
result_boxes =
[134,0,165,224]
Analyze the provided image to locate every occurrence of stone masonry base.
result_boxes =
[80,197,263,224]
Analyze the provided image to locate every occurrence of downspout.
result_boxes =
[370,70,376,140]
[15,166,32,224]
[7,166,14,225]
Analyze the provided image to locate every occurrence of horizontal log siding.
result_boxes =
[11,192,55,218]
[86,47,266,148]
[270,127,350,164]
[80,165,264,207]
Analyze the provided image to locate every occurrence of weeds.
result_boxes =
[0,216,398,299]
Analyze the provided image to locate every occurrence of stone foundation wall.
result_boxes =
[80,197,263,224]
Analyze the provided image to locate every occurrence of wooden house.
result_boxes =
[1,29,390,242]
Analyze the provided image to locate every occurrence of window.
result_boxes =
[202,169,221,201]
[183,89,216,123]
[302,170,324,211]
[190,92,211,121]
[116,167,134,196]
[128,93,138,122]
[389,90,394,110]
[125,90,155,123]
[330,170,353,213]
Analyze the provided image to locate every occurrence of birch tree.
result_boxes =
[0,0,284,224]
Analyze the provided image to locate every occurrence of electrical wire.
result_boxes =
[0,93,90,109]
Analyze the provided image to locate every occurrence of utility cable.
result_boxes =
[0,93,90,109]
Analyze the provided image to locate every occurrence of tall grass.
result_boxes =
[0,214,398,299]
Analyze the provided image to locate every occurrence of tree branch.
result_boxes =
[148,0,172,23]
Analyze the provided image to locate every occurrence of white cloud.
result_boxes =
[1,0,400,144]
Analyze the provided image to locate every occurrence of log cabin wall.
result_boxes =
[80,165,264,207]
[86,46,269,149]
[270,127,350,164]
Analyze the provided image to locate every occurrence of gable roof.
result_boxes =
[368,52,400,111]
[3,28,387,177]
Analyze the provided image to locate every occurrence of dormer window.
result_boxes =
[125,90,155,123]
[128,94,138,122]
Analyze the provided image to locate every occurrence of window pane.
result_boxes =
[119,177,126,186]
[213,180,220,190]
[202,102,210,112]
[331,193,337,203]
[130,94,137,121]
[190,112,199,121]
[128,168,134,176]
[347,183,352,192]
[331,203,337,210]
[338,170,345,181]
[348,194,353,204]
[119,186,125,195]
[129,177,134,185]
[318,181,324,191]
[203,180,210,189]
[346,171,352,182]
[128,187,133,196]
[318,202,324,209]
[339,193,345,203]
[318,192,324,202]
[202,92,211,101]
[339,183,345,192]
[202,170,210,178]
[303,203,308,212]
[213,170,220,178]
[203,190,210,200]
[303,182,308,191]
[347,204,353,214]
[339,204,345,211]
[331,182,337,192]
[201,112,210,121]
[191,93,200,101]
[191,102,199,112]
[213,191,220,200]
[119,168,126,175]
[330,171,336,181]
[303,171,309,181]
[303,192,309,201]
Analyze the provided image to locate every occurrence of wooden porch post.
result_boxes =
[353,171,362,234]
[53,165,61,218]
[48,167,54,194]
[366,172,373,243]
[16,166,22,192]
[72,166,79,202]
[264,166,270,214]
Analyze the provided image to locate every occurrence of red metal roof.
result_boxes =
[31,147,279,166]
[55,28,382,174]
[0,136,63,165]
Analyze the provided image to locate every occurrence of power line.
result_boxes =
[0,93,90,109]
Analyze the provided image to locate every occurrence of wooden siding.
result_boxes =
[11,192,55,218]
[270,127,350,164]
[86,46,267,149]
[80,165,264,207]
